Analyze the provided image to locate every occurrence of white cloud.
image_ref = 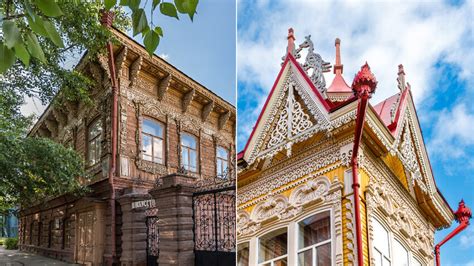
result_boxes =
[459,226,474,250]
[159,53,170,60]
[237,0,473,139]
[429,104,474,159]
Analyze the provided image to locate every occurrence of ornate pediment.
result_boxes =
[245,62,331,164]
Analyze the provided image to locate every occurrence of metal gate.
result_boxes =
[146,217,159,266]
[193,182,236,266]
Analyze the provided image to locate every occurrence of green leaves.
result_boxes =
[35,0,63,17]
[153,0,161,10]
[160,2,179,19]
[104,0,117,10]
[3,21,22,49]
[132,8,148,36]
[175,0,198,21]
[14,43,30,67]
[0,43,15,73]
[43,20,64,48]
[25,32,46,63]
[143,27,163,57]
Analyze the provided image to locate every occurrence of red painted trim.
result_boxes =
[287,54,331,111]
[387,87,409,133]
[241,53,333,159]
[435,200,472,266]
[351,96,370,266]
[241,54,292,157]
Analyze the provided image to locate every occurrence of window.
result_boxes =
[237,242,250,266]
[142,118,165,164]
[393,240,409,266]
[258,227,288,266]
[87,119,102,166]
[216,146,229,178]
[412,258,422,266]
[297,211,331,266]
[181,133,198,172]
[372,219,391,266]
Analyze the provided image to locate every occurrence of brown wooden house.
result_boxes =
[18,29,236,266]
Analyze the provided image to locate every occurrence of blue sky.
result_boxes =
[237,0,473,265]
[21,0,236,116]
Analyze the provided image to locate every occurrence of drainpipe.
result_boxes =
[100,10,119,265]
[350,63,377,265]
[435,200,472,266]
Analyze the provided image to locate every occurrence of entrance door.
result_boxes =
[146,217,159,266]
[77,211,94,265]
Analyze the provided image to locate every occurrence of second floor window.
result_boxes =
[142,118,164,164]
[87,119,102,166]
[216,146,229,178]
[372,218,391,266]
[181,133,198,172]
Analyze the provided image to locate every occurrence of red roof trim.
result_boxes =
[388,87,410,133]
[287,54,331,111]
[241,54,292,157]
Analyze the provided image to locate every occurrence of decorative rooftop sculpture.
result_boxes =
[298,35,332,94]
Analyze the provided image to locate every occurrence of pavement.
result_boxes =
[0,247,78,266]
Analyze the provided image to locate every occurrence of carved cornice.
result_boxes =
[129,56,143,87]
[115,46,128,78]
[157,73,172,101]
[218,110,230,130]
[181,88,195,113]
[202,101,214,122]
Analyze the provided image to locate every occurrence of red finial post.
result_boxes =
[435,200,472,266]
[334,38,343,74]
[352,62,378,99]
[287,28,296,56]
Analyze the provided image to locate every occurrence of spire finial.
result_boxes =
[397,64,406,91]
[100,9,114,27]
[287,28,296,56]
[334,38,343,74]
[352,62,377,99]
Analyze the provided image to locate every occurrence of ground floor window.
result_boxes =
[371,217,425,266]
[237,242,250,266]
[258,227,288,266]
[297,211,331,266]
[239,210,334,266]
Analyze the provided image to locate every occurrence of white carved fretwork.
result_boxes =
[267,82,313,156]
[398,121,427,192]
[237,176,344,265]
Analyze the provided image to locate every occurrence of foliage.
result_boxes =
[0,238,5,245]
[4,237,18,249]
[0,85,88,208]
[0,1,198,210]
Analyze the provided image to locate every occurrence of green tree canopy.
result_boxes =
[0,0,198,209]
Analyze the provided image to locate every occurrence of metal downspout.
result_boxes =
[350,63,377,265]
[100,10,119,265]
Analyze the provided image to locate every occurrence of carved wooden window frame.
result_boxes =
[216,145,229,178]
[141,117,166,165]
[237,241,250,266]
[180,132,199,173]
[86,117,103,167]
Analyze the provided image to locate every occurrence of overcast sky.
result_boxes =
[237,0,473,265]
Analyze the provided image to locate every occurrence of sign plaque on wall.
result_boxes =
[131,199,156,209]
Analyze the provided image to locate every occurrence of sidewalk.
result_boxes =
[0,247,78,266]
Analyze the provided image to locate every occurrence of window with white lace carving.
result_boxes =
[258,227,288,266]
[372,218,391,266]
[297,211,331,266]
